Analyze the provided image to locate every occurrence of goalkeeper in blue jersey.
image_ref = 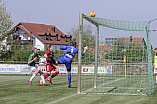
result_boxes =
[55,42,88,88]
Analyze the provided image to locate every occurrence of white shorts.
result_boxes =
[28,65,39,72]
[154,68,157,74]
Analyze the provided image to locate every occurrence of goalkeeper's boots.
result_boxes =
[39,80,43,85]
[48,78,53,84]
[68,85,72,88]
[28,80,32,86]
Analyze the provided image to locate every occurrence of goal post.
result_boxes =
[77,12,83,94]
[77,12,154,95]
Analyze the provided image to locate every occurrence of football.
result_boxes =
[90,12,96,17]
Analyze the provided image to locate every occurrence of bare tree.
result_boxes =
[67,23,95,44]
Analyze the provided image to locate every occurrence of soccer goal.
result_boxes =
[77,13,154,95]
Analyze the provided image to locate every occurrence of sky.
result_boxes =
[1,0,157,48]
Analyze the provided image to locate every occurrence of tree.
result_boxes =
[68,24,95,64]
[0,0,13,37]
[0,0,14,62]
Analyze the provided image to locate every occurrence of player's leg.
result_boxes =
[67,68,72,88]
[48,66,59,84]
[39,64,51,85]
[56,55,72,87]
[56,56,66,65]
[28,66,39,86]
[65,56,72,88]
[38,69,49,86]
[44,64,52,79]
[51,66,59,78]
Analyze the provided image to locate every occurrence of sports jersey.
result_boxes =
[45,50,55,64]
[60,46,84,58]
[28,53,38,66]
[58,46,85,69]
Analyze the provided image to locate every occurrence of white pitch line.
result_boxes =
[47,78,124,104]
[46,93,77,104]
[82,78,124,93]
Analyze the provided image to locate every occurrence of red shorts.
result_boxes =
[46,64,57,72]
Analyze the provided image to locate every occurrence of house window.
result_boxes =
[13,35,18,40]
[64,37,66,41]
[55,36,58,41]
[46,36,49,40]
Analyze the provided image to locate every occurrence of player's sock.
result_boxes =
[44,73,50,79]
[51,72,59,78]
[41,75,45,84]
[30,74,36,81]
[68,73,71,86]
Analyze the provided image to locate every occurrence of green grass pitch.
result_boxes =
[0,74,157,104]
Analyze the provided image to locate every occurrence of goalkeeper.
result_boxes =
[55,42,88,88]
[40,45,59,85]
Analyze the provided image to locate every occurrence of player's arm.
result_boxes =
[44,51,50,58]
[82,46,88,56]
[76,46,88,56]
[38,54,42,58]
[44,51,54,59]
[44,53,48,58]
[60,46,69,50]
[28,56,37,65]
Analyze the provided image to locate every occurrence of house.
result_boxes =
[104,36,146,47]
[90,36,150,54]
[9,22,72,51]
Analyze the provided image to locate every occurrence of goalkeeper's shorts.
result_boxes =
[57,55,72,68]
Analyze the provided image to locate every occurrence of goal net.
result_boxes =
[77,13,154,95]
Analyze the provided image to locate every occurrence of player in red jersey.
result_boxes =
[39,45,59,85]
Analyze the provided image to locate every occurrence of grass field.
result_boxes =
[0,74,157,104]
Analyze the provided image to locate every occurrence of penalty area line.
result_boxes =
[46,93,77,104]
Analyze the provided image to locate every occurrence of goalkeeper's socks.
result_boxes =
[68,73,71,86]
[30,74,36,81]
[44,73,50,79]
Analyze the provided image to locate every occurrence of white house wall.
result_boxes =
[35,37,44,51]
[54,45,64,50]
[11,25,68,51]
[15,30,29,40]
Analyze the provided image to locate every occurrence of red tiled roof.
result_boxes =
[123,37,144,45]
[14,22,71,45]
[89,45,115,53]
[89,37,145,53]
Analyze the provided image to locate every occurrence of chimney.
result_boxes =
[51,27,55,32]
